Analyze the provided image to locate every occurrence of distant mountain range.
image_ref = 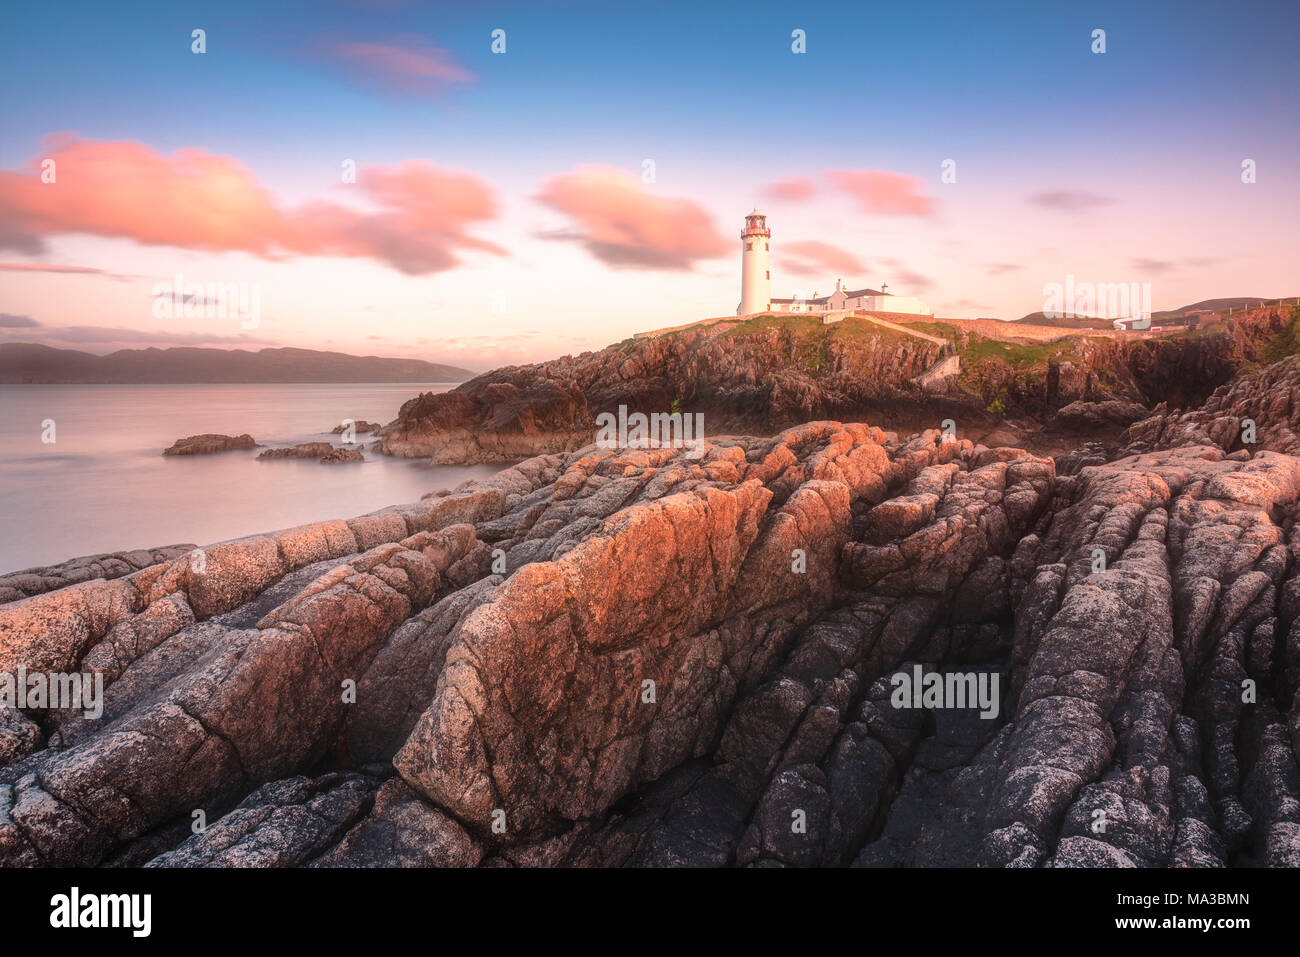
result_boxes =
[0,344,475,384]
[1015,297,1295,328]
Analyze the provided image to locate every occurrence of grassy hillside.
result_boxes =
[1258,304,1300,364]
[908,306,1300,415]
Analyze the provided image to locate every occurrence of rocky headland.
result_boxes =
[3,351,1300,867]
[377,306,1297,467]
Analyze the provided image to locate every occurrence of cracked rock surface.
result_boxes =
[3,358,1300,867]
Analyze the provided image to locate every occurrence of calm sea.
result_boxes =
[0,383,504,573]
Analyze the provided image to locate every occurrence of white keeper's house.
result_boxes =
[736,211,933,319]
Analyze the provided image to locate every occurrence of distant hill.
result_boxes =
[1152,297,1282,319]
[1017,297,1296,328]
[0,344,474,384]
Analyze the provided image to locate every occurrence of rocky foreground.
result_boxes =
[3,357,1300,867]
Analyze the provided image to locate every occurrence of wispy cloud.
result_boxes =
[1130,257,1178,275]
[410,333,593,371]
[0,313,39,328]
[1028,189,1114,212]
[321,35,474,97]
[1129,256,1223,275]
[827,170,935,217]
[984,262,1023,276]
[781,240,866,278]
[0,324,276,346]
[536,165,729,270]
[762,178,817,202]
[899,270,933,291]
[0,261,142,281]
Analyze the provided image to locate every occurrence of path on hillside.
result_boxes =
[838,312,961,389]
[850,312,950,348]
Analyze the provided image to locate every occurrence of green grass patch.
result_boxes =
[959,336,1085,368]
[723,314,929,374]
[1260,305,1300,363]
[907,321,963,340]
[729,314,823,336]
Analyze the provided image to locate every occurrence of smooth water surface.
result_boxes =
[0,384,502,572]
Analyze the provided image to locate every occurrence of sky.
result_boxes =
[0,0,1297,371]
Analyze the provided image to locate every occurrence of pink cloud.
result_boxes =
[536,165,729,269]
[0,136,503,275]
[763,178,817,202]
[1130,257,1178,275]
[1027,189,1114,212]
[827,170,935,217]
[327,37,474,96]
[892,268,934,291]
[782,240,866,278]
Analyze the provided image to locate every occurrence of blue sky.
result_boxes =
[1,0,1296,366]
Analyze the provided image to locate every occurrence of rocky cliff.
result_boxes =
[378,315,954,464]
[3,353,1300,867]
[1120,353,1300,457]
[378,307,1298,466]
[936,305,1295,416]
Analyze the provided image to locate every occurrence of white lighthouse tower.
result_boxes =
[738,210,771,315]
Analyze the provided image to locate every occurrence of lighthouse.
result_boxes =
[738,210,771,315]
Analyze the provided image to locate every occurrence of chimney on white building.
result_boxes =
[738,210,771,315]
